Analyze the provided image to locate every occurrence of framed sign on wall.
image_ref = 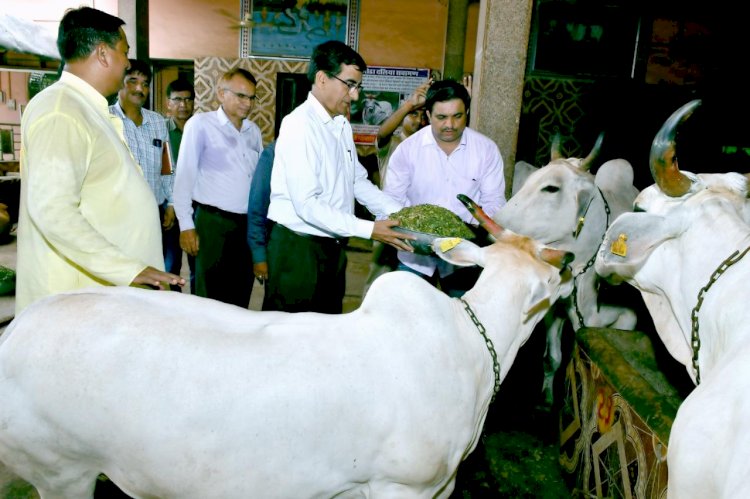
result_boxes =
[240,0,360,59]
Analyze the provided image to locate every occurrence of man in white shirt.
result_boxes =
[383,79,506,297]
[173,68,263,307]
[265,40,412,314]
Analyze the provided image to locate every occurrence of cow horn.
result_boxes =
[650,99,700,197]
[456,194,503,238]
[550,133,563,161]
[579,132,604,172]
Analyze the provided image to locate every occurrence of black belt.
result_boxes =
[195,202,246,222]
[276,223,348,247]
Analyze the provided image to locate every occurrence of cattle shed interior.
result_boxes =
[0,0,745,497]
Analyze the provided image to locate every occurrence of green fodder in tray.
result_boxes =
[392,204,475,239]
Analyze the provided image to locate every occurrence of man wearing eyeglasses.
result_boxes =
[173,68,263,307]
[264,40,413,314]
[164,78,195,292]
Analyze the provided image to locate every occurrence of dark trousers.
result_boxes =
[263,223,347,314]
[194,203,253,308]
[160,203,194,292]
[396,262,481,297]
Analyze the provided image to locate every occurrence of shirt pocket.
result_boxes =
[451,173,480,198]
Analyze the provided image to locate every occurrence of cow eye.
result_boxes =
[542,185,560,193]
[633,204,645,212]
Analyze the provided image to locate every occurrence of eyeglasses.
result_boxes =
[169,97,194,104]
[329,74,363,94]
[222,88,257,103]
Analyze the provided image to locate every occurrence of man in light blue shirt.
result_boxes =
[173,68,263,307]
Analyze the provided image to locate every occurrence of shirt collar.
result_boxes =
[110,100,164,127]
[60,71,110,118]
[167,116,178,131]
[307,92,348,132]
[217,105,252,132]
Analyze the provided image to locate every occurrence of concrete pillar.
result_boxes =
[443,0,469,81]
[471,0,533,197]
[118,0,149,61]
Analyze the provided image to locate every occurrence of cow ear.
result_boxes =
[595,159,635,192]
[523,281,552,323]
[511,160,538,196]
[595,212,679,281]
[433,238,485,267]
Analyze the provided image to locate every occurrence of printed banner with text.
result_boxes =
[350,66,431,146]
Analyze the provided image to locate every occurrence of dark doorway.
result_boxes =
[274,73,311,139]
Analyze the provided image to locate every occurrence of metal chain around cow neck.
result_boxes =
[571,187,610,329]
[690,244,750,385]
[460,298,501,402]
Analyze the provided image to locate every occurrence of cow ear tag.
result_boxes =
[439,238,462,252]
[610,233,628,257]
[573,216,585,238]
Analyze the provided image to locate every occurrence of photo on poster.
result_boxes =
[351,66,431,145]
[351,90,398,126]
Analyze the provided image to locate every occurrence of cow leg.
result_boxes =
[0,417,98,498]
[433,478,457,499]
[12,460,98,499]
[541,314,565,407]
[371,482,453,499]
[36,479,97,499]
[336,481,448,498]
[6,451,98,499]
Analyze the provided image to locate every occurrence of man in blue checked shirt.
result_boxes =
[110,59,181,290]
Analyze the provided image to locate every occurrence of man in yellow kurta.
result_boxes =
[16,6,184,314]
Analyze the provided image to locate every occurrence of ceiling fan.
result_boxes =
[216,8,253,30]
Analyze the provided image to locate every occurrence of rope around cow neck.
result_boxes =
[571,187,610,329]
[690,244,750,385]
[460,298,501,402]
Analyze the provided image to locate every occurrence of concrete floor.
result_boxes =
[178,236,373,313]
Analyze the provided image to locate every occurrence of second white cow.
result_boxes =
[595,99,750,498]
[0,231,572,499]
[491,135,639,404]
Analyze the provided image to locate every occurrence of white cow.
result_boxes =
[595,99,750,498]
[0,232,573,499]
[491,135,639,404]
[361,98,393,126]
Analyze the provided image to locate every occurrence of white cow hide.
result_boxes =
[499,155,639,403]
[596,170,750,498]
[0,235,572,499]
[361,99,393,126]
